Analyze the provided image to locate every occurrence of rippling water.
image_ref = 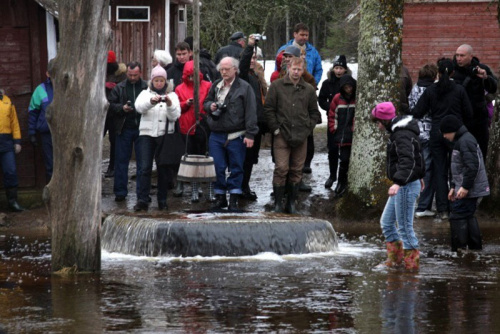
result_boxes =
[1,220,500,333]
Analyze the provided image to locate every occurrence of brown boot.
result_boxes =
[403,249,420,270]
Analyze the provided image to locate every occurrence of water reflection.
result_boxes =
[1,232,500,332]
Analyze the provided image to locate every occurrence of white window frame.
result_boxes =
[116,6,150,22]
[178,5,186,23]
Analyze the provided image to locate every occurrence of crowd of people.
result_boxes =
[0,22,497,268]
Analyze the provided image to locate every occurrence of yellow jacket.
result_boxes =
[0,94,22,142]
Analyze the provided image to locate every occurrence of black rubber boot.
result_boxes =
[298,180,312,192]
[449,218,468,252]
[334,166,348,197]
[273,184,286,213]
[211,194,228,210]
[173,181,184,197]
[285,183,299,214]
[6,188,25,212]
[228,194,240,212]
[467,216,483,250]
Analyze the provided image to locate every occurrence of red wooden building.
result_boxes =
[403,0,500,82]
[0,0,190,192]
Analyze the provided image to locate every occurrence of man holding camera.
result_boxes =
[264,57,320,214]
[452,44,497,159]
[108,61,148,202]
[214,32,246,65]
[203,57,258,211]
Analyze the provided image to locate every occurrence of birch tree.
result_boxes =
[337,0,404,218]
[38,0,111,272]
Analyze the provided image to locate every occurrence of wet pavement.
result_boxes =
[2,127,500,332]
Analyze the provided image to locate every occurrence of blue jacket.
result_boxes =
[276,40,323,84]
[28,78,53,135]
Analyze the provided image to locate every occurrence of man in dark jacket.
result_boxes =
[264,57,320,214]
[214,31,246,65]
[108,61,148,202]
[441,115,489,252]
[203,56,258,212]
[452,44,498,159]
[167,42,192,88]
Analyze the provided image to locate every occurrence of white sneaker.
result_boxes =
[415,210,435,218]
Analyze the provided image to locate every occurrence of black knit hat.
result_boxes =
[440,115,463,134]
[333,55,347,69]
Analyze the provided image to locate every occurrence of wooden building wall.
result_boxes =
[403,1,500,82]
[0,0,48,188]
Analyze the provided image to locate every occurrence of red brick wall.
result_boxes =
[403,1,500,83]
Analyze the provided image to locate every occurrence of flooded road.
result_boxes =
[2,218,500,333]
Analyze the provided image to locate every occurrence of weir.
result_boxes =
[101,213,338,257]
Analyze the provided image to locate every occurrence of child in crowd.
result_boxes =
[440,115,489,252]
[327,74,356,197]
[371,102,425,270]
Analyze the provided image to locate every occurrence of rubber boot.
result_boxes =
[298,179,312,192]
[210,194,228,210]
[228,194,240,212]
[285,183,299,214]
[191,182,200,203]
[207,182,216,202]
[467,216,483,250]
[273,184,286,213]
[384,240,404,267]
[403,249,420,270]
[449,218,468,252]
[334,167,348,197]
[173,181,184,197]
[6,188,25,212]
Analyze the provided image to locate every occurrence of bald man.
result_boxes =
[452,44,497,159]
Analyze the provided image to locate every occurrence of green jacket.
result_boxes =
[264,76,320,147]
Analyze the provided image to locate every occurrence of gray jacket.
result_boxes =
[449,126,490,198]
[203,77,258,139]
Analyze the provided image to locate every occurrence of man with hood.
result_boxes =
[175,60,212,203]
[452,44,497,159]
[328,74,356,197]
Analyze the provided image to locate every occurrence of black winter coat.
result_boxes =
[167,61,185,88]
[239,45,266,128]
[412,80,473,127]
[214,42,244,65]
[452,56,498,123]
[108,79,148,134]
[199,49,217,83]
[449,126,490,198]
[386,116,425,186]
[318,71,344,112]
[203,78,258,139]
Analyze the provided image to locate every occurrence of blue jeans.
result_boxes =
[136,135,168,204]
[380,180,420,249]
[0,150,18,188]
[40,132,53,183]
[416,140,434,212]
[209,132,246,195]
[114,128,141,197]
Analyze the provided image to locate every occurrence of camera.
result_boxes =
[253,34,267,42]
[472,66,479,75]
[211,102,227,120]
[126,100,132,107]
[160,95,168,102]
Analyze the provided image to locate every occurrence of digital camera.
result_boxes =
[253,34,267,42]
[211,102,227,120]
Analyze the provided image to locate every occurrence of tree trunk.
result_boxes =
[337,0,404,219]
[483,97,500,214]
[47,0,110,272]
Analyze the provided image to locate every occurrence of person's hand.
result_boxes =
[448,188,456,201]
[123,103,134,112]
[210,103,217,112]
[248,34,256,47]
[151,95,161,105]
[187,98,194,106]
[475,67,488,80]
[30,135,38,147]
[420,179,425,192]
[14,144,21,154]
[456,187,469,200]
[388,184,400,197]
[244,138,254,148]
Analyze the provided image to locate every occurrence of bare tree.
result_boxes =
[337,0,405,218]
[42,0,111,272]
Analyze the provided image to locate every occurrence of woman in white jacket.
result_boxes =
[134,65,180,211]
